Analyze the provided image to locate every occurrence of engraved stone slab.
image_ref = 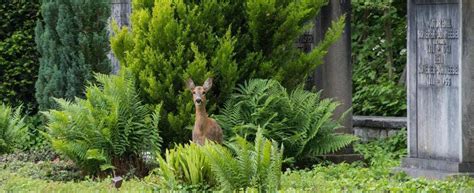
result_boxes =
[401,0,474,179]
[415,1,460,160]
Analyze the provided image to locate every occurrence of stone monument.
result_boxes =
[399,0,474,178]
[313,0,353,133]
[306,0,362,163]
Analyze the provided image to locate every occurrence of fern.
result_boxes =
[153,130,284,191]
[43,69,162,177]
[0,104,27,154]
[204,129,284,192]
[215,79,359,164]
[154,142,215,191]
[202,143,239,190]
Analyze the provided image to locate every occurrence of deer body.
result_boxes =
[187,78,223,145]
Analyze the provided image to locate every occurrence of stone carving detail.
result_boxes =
[417,17,459,87]
[296,33,314,53]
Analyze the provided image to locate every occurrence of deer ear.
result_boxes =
[186,78,195,90]
[203,78,213,91]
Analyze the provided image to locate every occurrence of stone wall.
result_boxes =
[353,116,407,141]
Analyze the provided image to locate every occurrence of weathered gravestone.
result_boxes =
[399,0,474,178]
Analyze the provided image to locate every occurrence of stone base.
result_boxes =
[395,167,474,179]
[395,157,474,179]
[320,154,364,164]
[320,146,363,164]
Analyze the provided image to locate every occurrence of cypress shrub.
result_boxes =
[111,0,344,146]
[35,0,111,110]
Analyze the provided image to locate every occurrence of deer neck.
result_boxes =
[195,104,208,130]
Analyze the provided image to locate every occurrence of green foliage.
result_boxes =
[3,140,474,192]
[355,128,407,169]
[1,159,81,182]
[0,0,39,108]
[111,0,344,146]
[352,78,406,116]
[215,79,358,164]
[22,114,50,151]
[352,0,407,116]
[0,103,28,154]
[43,71,162,176]
[151,130,283,192]
[35,0,111,110]
[204,130,283,192]
[153,142,214,191]
[0,169,158,192]
[282,163,474,192]
[0,148,57,163]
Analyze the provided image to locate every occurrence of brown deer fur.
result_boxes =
[186,78,223,145]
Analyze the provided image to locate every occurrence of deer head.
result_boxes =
[186,78,213,106]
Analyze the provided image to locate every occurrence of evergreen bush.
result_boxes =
[111,0,344,146]
[43,71,162,177]
[35,0,111,110]
[0,0,40,108]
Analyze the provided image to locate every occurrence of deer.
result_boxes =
[186,78,223,145]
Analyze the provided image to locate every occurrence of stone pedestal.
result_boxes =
[398,0,474,179]
[308,0,361,163]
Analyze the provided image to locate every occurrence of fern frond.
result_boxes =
[217,79,358,164]
[0,103,27,154]
[305,134,359,157]
[204,143,240,191]
[43,70,162,176]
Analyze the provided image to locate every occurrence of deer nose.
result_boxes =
[195,98,202,104]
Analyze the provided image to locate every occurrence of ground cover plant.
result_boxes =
[216,79,358,165]
[2,132,474,192]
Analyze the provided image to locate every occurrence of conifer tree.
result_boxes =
[35,0,111,110]
[111,0,344,146]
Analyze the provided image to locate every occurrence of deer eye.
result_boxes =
[192,91,196,94]
[202,92,206,95]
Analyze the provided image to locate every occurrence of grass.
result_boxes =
[2,130,473,192]
[282,163,474,192]
[2,159,474,192]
